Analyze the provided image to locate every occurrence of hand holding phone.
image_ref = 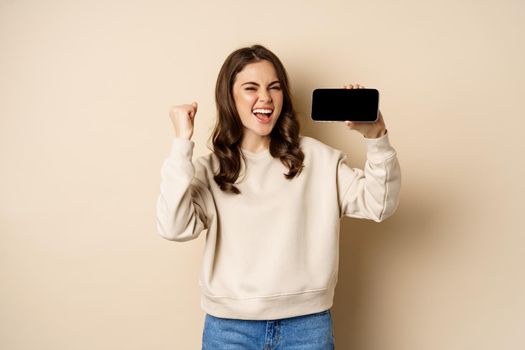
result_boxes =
[311,86,379,122]
[312,84,387,138]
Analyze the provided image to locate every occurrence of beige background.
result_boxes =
[1,0,524,349]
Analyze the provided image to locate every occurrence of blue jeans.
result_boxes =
[202,309,335,349]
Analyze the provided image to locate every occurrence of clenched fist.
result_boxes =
[169,102,198,140]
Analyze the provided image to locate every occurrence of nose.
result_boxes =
[258,89,272,103]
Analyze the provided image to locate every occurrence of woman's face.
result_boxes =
[232,60,283,141]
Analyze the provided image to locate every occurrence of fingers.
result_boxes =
[344,120,362,127]
[168,102,199,122]
[343,83,365,89]
[189,101,198,119]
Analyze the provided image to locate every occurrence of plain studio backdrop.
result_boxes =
[1,0,524,349]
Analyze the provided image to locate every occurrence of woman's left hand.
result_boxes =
[343,84,387,138]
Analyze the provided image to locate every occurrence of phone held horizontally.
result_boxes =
[311,88,380,122]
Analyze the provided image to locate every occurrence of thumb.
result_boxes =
[190,101,198,118]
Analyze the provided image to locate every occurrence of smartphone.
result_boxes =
[311,88,380,122]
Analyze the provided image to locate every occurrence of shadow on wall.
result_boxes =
[330,182,456,348]
[287,63,466,348]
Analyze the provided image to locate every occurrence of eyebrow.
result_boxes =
[241,80,281,86]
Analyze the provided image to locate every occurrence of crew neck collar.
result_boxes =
[240,147,271,159]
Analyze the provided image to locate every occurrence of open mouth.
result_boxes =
[252,108,273,124]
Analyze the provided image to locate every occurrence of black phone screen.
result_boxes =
[311,88,379,122]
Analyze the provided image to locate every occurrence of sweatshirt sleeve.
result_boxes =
[337,130,401,222]
[156,138,211,241]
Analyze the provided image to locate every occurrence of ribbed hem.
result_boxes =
[169,137,194,160]
[364,130,396,163]
[199,286,335,321]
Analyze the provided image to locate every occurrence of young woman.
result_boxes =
[156,44,401,349]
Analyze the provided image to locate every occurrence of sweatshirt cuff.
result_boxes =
[364,130,396,163]
[169,137,195,160]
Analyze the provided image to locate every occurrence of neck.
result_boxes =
[241,134,271,153]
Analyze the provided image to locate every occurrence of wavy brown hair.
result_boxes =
[210,44,305,194]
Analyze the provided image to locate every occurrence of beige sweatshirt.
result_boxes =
[156,131,401,320]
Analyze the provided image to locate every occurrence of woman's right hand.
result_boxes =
[169,102,198,140]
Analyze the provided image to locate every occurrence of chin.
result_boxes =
[257,124,275,134]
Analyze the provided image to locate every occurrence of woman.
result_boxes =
[156,44,401,349]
